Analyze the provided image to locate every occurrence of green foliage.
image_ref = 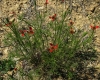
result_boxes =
[0,59,16,72]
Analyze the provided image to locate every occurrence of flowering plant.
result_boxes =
[2,0,99,80]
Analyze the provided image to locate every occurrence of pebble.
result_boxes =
[2,47,9,59]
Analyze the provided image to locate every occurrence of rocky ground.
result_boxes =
[0,0,100,80]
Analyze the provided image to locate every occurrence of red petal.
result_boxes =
[29,27,33,31]
[19,30,25,36]
[52,14,56,19]
[48,48,54,53]
[28,27,34,34]
[44,0,48,4]
[90,26,96,30]
[49,14,56,21]
[96,26,99,28]
[49,43,54,46]
[53,44,58,50]
[69,20,74,26]
[20,30,24,33]
[90,26,93,28]
[21,33,25,36]
[30,31,34,34]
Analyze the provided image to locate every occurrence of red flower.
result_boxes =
[19,30,26,37]
[69,20,74,26]
[90,25,99,30]
[20,27,34,37]
[48,43,58,53]
[27,27,34,35]
[49,14,56,21]
[70,28,75,34]
[44,0,49,5]
[53,44,58,50]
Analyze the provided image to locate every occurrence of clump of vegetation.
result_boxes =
[1,0,99,80]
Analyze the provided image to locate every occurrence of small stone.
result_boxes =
[2,47,8,59]
[37,6,44,10]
